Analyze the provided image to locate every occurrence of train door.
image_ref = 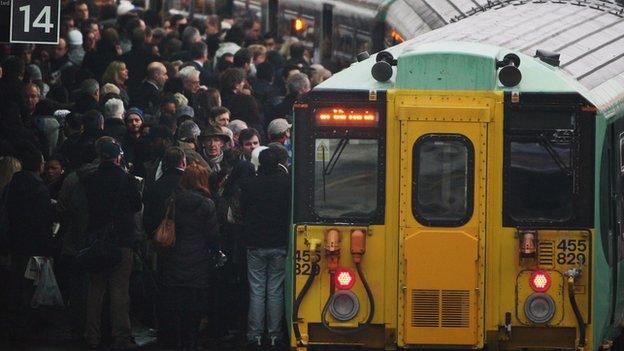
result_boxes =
[397,94,492,347]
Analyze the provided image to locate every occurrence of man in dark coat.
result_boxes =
[134,62,168,117]
[72,79,100,115]
[82,140,141,350]
[240,146,290,350]
[122,28,159,98]
[187,41,213,87]
[142,146,186,236]
[5,143,53,338]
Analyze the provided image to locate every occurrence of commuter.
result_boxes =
[219,68,263,136]
[178,66,202,109]
[65,110,104,170]
[137,125,174,189]
[136,62,168,116]
[43,153,68,200]
[121,107,144,169]
[177,120,201,152]
[72,78,100,114]
[121,28,158,96]
[270,72,310,123]
[227,119,248,148]
[267,118,292,165]
[103,98,126,141]
[188,41,213,86]
[238,128,261,162]
[195,88,222,129]
[56,136,114,339]
[233,48,253,78]
[143,146,186,236]
[207,106,231,130]
[82,139,141,350]
[159,163,219,351]
[5,143,53,339]
[240,146,290,351]
[102,61,130,106]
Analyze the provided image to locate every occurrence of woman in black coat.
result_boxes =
[158,163,219,351]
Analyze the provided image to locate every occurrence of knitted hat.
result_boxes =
[67,29,83,46]
[125,107,144,121]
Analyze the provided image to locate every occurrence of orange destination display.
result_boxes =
[315,107,378,127]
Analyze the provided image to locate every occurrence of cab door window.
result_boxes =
[412,134,474,226]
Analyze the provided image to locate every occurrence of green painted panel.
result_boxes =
[396,52,496,90]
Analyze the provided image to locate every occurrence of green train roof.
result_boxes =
[316,0,624,117]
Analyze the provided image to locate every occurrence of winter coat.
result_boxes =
[240,167,290,248]
[159,188,219,288]
[221,90,263,127]
[104,118,127,142]
[143,168,183,236]
[57,161,98,255]
[82,161,142,248]
[5,171,54,257]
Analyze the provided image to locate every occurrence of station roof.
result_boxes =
[317,0,624,112]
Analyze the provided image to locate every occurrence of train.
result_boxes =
[289,0,624,350]
[159,0,502,70]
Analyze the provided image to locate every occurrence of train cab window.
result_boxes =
[313,138,379,219]
[507,139,573,222]
[412,134,474,226]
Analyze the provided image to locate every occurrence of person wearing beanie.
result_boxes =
[121,107,144,168]
[67,29,85,66]
[103,98,126,141]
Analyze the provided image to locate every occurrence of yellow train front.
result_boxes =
[289,2,624,349]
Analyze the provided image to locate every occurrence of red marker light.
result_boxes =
[335,268,356,290]
[529,270,551,292]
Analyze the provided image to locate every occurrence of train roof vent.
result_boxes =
[535,49,560,67]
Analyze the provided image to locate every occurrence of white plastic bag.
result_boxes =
[31,259,64,307]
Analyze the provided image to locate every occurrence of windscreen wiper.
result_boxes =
[321,136,349,201]
[323,136,349,177]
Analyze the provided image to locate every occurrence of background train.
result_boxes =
[290,0,624,350]
[157,0,505,70]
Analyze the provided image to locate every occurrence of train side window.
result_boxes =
[412,134,474,227]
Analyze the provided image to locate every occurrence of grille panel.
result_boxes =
[539,240,554,267]
[441,290,470,328]
[411,289,439,327]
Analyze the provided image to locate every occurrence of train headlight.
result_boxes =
[529,270,551,292]
[329,290,360,321]
[524,293,555,324]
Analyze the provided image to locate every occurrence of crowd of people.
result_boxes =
[0,0,334,350]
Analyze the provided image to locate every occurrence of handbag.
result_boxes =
[153,194,176,248]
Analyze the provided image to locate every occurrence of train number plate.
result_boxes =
[295,250,320,275]
[555,239,587,265]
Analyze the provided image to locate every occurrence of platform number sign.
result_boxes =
[10,0,60,44]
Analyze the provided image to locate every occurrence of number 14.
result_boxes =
[19,5,54,33]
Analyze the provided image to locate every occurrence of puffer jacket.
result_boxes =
[159,188,219,288]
